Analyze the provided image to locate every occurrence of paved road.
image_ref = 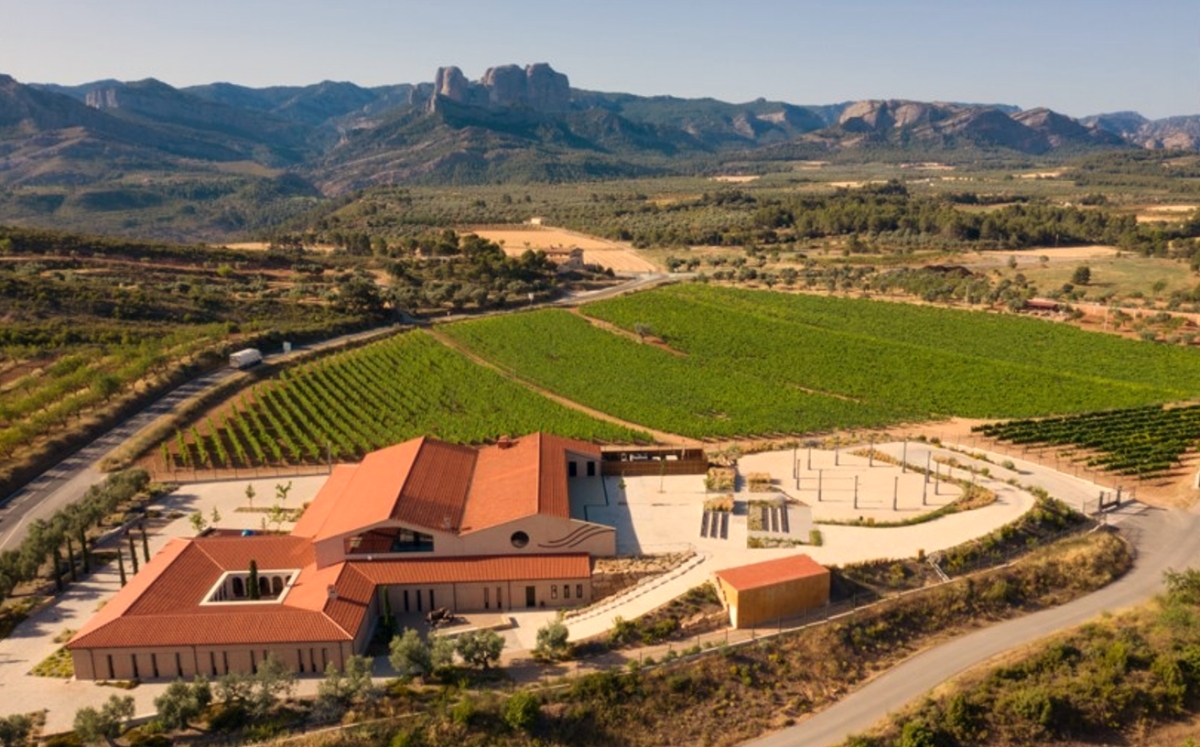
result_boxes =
[745,505,1200,747]
[0,325,397,554]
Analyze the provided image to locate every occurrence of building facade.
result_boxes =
[68,433,612,680]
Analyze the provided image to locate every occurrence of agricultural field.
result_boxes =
[159,331,646,470]
[975,404,1200,476]
[442,284,1200,440]
[466,225,658,273]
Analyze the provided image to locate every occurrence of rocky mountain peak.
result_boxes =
[429,63,569,113]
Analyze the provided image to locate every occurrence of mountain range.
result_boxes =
[2,63,1198,198]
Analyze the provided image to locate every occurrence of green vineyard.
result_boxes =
[162,331,647,470]
[442,284,1200,439]
[975,405,1200,476]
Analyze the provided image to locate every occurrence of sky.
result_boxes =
[2,0,1196,119]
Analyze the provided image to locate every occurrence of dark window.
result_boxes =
[131,655,139,679]
[564,585,571,600]
[272,577,284,595]
[259,577,270,596]
[568,461,577,478]
[576,584,583,598]
[497,587,503,609]
[586,461,596,477]
[251,651,257,674]
[511,531,530,549]
[403,589,410,612]
[232,577,245,598]
[107,655,114,680]
[222,651,229,675]
[551,585,558,599]
[151,653,159,678]
[429,589,435,609]
[297,649,304,673]
[417,589,422,611]
[210,652,217,677]
[484,587,490,609]
[176,652,183,677]
[525,586,536,608]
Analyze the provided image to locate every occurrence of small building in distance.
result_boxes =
[545,246,585,272]
[713,554,830,629]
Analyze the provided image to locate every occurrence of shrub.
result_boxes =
[503,691,540,732]
[534,619,571,660]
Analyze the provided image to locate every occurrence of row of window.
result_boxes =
[107,647,331,680]
[551,584,583,600]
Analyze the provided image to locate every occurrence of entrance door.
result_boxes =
[525,585,536,608]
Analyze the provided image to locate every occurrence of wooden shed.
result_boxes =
[713,554,830,629]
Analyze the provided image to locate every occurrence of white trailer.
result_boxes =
[229,348,263,369]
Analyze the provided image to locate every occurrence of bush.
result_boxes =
[503,691,540,731]
[534,619,572,660]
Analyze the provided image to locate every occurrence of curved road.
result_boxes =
[0,324,398,553]
[745,506,1200,747]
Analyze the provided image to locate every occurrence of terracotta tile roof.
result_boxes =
[297,433,600,541]
[461,434,600,533]
[291,464,357,539]
[714,554,829,592]
[394,439,476,532]
[350,554,592,585]
[68,535,361,651]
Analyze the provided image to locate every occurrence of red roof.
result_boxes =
[714,554,828,592]
[68,531,591,651]
[295,433,601,540]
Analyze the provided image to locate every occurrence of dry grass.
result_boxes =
[467,226,659,272]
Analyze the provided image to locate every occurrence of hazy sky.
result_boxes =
[3,0,1196,118]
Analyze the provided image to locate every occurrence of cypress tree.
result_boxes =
[140,523,150,563]
[127,532,139,574]
[117,548,127,587]
[249,560,260,600]
[65,536,77,582]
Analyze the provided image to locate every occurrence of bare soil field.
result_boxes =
[467,225,659,273]
[710,175,759,183]
[220,242,337,253]
[963,245,1120,267]
[1136,204,1198,223]
[1013,170,1064,179]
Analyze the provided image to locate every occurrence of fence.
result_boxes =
[152,463,332,484]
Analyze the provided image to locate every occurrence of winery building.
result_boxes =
[68,433,612,681]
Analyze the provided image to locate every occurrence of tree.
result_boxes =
[1071,265,1091,285]
[74,695,134,745]
[154,676,212,731]
[0,713,32,747]
[210,506,221,528]
[248,560,260,600]
[315,655,376,716]
[275,481,292,505]
[189,512,207,535]
[267,504,286,532]
[251,653,296,716]
[534,619,571,660]
[91,373,121,404]
[245,484,256,509]
[633,322,653,342]
[389,628,430,676]
[455,629,504,670]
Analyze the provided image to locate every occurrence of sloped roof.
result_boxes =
[68,535,358,650]
[297,433,601,541]
[68,533,590,651]
[714,554,829,593]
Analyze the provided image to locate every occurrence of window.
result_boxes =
[297,649,304,673]
[176,652,183,678]
[497,587,503,609]
[222,652,229,675]
[151,653,159,678]
[564,584,571,600]
[107,655,114,680]
[429,589,435,609]
[131,655,139,680]
[510,531,530,548]
[272,577,284,595]
[484,587,490,609]
[568,461,577,478]
[232,577,245,598]
[587,461,596,477]
[210,652,217,677]
[551,585,558,599]
[576,584,583,598]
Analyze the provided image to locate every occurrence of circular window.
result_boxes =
[510,531,530,548]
